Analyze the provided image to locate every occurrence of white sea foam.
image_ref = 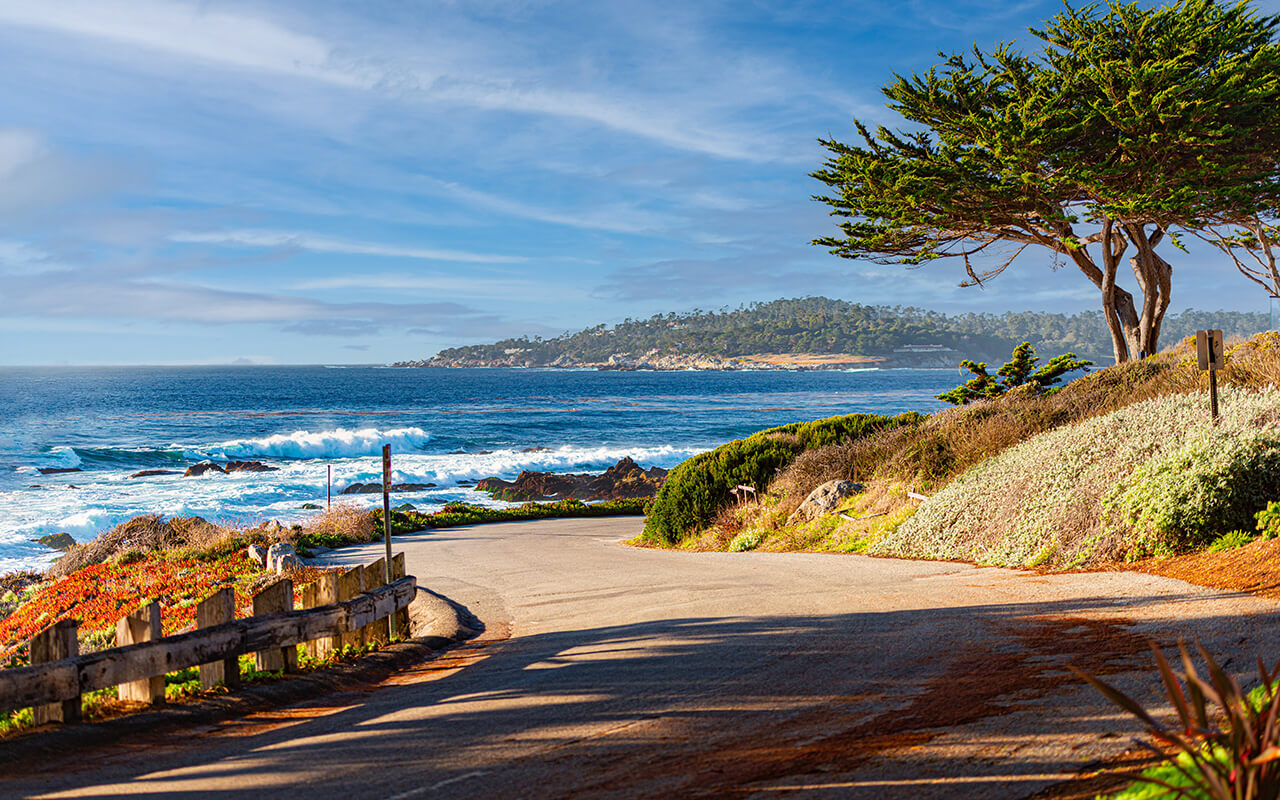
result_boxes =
[195,427,433,460]
[0,442,703,572]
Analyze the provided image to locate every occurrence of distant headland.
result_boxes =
[391,297,1267,371]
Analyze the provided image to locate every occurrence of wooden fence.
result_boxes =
[0,554,416,722]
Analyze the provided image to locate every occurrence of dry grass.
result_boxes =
[299,503,377,545]
[48,515,236,578]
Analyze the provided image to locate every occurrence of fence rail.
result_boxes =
[0,574,416,716]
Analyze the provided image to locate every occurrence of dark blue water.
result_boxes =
[0,366,956,570]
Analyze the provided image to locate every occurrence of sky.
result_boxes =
[1,0,1278,366]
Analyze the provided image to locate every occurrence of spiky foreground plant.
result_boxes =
[1076,642,1280,799]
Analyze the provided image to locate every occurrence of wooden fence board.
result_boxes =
[252,579,297,673]
[196,588,240,691]
[115,603,163,704]
[31,620,78,724]
[0,578,415,715]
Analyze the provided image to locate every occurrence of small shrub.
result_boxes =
[936,342,1091,405]
[728,530,765,552]
[1078,642,1280,800]
[1207,530,1255,552]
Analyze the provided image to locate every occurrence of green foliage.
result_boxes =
[1256,501,1280,539]
[642,413,918,546]
[1208,530,1255,552]
[351,497,649,543]
[937,342,1091,405]
[1080,642,1280,800]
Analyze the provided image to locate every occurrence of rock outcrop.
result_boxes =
[184,462,225,477]
[184,460,278,477]
[34,533,76,551]
[476,457,667,502]
[788,480,865,524]
[339,482,436,495]
[37,467,82,475]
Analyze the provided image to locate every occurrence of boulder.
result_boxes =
[129,469,179,479]
[247,544,268,568]
[395,503,417,512]
[475,457,667,502]
[266,542,296,572]
[789,480,865,524]
[224,461,278,473]
[274,553,300,574]
[301,503,321,510]
[34,533,76,551]
[184,461,226,477]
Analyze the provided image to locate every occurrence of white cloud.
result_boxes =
[416,176,670,234]
[170,229,526,264]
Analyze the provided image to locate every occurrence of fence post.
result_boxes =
[115,603,163,704]
[338,565,365,651]
[251,579,297,673]
[363,558,388,646]
[196,588,240,690]
[301,572,339,660]
[391,552,410,639]
[31,619,80,724]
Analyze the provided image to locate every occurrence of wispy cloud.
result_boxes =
[170,230,526,264]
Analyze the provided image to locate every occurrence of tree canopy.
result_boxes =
[812,0,1280,363]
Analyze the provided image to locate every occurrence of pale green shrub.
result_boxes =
[728,530,766,552]
[875,386,1280,567]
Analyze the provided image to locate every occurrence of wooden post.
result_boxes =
[301,572,339,660]
[1210,364,1220,422]
[252,579,297,673]
[196,588,240,690]
[31,619,79,724]
[382,444,393,575]
[115,603,163,704]
[391,552,409,639]
[363,558,388,646]
[338,565,365,651]
[327,464,331,512]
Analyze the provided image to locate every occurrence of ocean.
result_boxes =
[0,366,958,573]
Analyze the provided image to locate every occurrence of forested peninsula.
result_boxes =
[392,297,1266,370]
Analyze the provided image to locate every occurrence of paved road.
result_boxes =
[9,518,1280,799]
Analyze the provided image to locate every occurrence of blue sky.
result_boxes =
[1,0,1276,365]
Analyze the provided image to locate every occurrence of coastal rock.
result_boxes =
[301,503,321,510]
[184,461,226,477]
[396,503,417,511]
[476,457,667,502]
[37,467,82,475]
[247,544,268,568]
[224,461,278,473]
[34,533,76,551]
[129,469,179,479]
[789,480,865,524]
[340,482,437,495]
[266,543,296,573]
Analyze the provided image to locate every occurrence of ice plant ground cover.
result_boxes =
[876,386,1280,567]
[0,554,332,667]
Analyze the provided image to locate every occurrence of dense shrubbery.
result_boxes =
[363,498,647,541]
[641,413,918,545]
[879,387,1280,567]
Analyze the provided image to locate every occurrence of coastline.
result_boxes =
[392,350,963,371]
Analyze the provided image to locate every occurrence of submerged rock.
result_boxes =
[340,482,436,495]
[129,469,179,479]
[37,467,82,475]
[301,503,322,510]
[789,480,865,524]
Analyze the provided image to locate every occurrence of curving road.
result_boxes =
[8,517,1280,799]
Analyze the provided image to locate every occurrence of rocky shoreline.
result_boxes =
[391,349,960,370]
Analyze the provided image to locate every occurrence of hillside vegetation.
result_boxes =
[642,333,1280,568]
[398,297,1266,368]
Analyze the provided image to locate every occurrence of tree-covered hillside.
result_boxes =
[401,298,1267,367]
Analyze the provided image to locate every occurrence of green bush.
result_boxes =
[1257,501,1280,539]
[642,412,917,546]
[1208,530,1255,552]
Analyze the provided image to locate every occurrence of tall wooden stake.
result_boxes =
[327,464,331,511]
[381,444,395,641]
[1210,364,1219,422]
